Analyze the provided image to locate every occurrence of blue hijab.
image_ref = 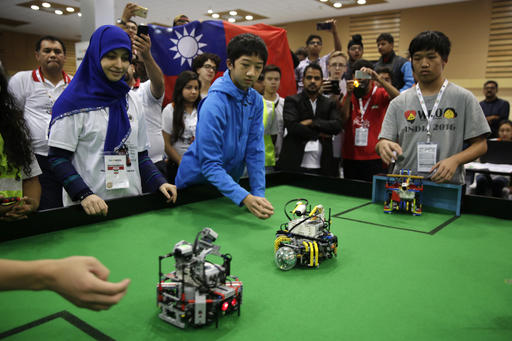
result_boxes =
[50,25,132,153]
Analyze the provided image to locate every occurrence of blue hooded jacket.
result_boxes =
[175,70,265,205]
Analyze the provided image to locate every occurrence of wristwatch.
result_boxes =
[116,18,126,26]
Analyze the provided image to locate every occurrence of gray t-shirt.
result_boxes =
[378,82,490,184]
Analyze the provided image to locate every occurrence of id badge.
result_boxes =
[304,140,320,152]
[417,143,437,172]
[105,155,129,190]
[354,127,369,147]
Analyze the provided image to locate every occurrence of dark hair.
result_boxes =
[171,71,201,144]
[295,47,307,57]
[306,34,322,45]
[352,59,374,72]
[227,33,268,65]
[499,120,512,129]
[303,63,323,78]
[128,19,137,26]
[191,53,221,73]
[348,34,363,50]
[35,35,66,55]
[408,31,451,62]
[484,80,498,89]
[376,66,392,75]
[0,65,33,175]
[262,64,281,77]
[377,33,394,44]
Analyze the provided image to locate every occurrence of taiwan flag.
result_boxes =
[148,20,296,107]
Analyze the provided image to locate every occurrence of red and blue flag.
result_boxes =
[148,20,296,107]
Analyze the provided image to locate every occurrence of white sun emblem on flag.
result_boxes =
[169,27,207,67]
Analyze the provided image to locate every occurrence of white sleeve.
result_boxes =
[22,153,42,180]
[161,104,174,135]
[47,114,83,152]
[7,72,28,109]
[141,80,163,104]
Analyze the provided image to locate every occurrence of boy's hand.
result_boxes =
[430,156,459,183]
[376,139,403,165]
[243,194,274,219]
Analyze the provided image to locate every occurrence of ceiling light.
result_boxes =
[320,0,328,2]
[212,13,220,19]
[207,9,213,14]
[357,0,367,4]
[333,2,342,8]
[31,4,39,10]
[66,7,75,12]
[245,15,253,20]
[228,17,236,23]
[229,10,237,16]
[42,2,51,8]
[77,12,82,17]
[55,9,63,15]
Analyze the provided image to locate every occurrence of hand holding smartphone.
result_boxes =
[133,5,148,18]
[137,24,148,36]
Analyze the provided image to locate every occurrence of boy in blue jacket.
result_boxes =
[175,33,274,219]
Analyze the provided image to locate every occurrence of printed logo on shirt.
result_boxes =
[404,110,417,123]
[371,105,379,110]
[443,108,457,119]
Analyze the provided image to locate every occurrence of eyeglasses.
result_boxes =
[329,63,346,69]
[202,64,217,71]
[308,41,322,46]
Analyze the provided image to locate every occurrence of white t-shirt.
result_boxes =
[8,69,71,156]
[48,92,150,206]
[161,104,198,157]
[300,98,322,169]
[0,153,42,195]
[131,81,164,163]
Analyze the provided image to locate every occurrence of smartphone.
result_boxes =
[316,22,333,31]
[329,80,341,94]
[133,6,148,19]
[355,70,371,80]
[137,24,148,36]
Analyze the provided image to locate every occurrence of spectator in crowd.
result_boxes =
[261,64,284,169]
[340,60,399,182]
[0,256,130,311]
[253,73,265,95]
[8,35,71,210]
[0,64,41,221]
[278,64,342,177]
[173,14,190,27]
[323,51,348,173]
[191,53,220,98]
[47,25,176,216]
[124,31,166,181]
[475,120,512,198]
[175,33,274,220]
[116,3,139,36]
[295,47,307,63]
[375,66,393,88]
[162,71,200,183]
[344,34,364,80]
[480,80,510,138]
[376,31,489,184]
[374,33,414,92]
[295,19,341,93]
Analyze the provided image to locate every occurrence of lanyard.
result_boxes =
[358,85,377,121]
[415,79,448,143]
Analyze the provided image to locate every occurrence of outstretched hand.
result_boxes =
[45,256,130,311]
[243,194,274,219]
[159,183,177,203]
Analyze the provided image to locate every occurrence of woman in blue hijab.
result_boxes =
[48,25,176,215]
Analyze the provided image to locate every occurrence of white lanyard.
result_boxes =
[415,79,448,143]
[358,85,377,121]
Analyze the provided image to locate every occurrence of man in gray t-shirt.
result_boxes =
[376,31,490,185]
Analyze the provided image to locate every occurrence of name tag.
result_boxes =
[417,143,437,172]
[105,155,129,190]
[354,127,369,147]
